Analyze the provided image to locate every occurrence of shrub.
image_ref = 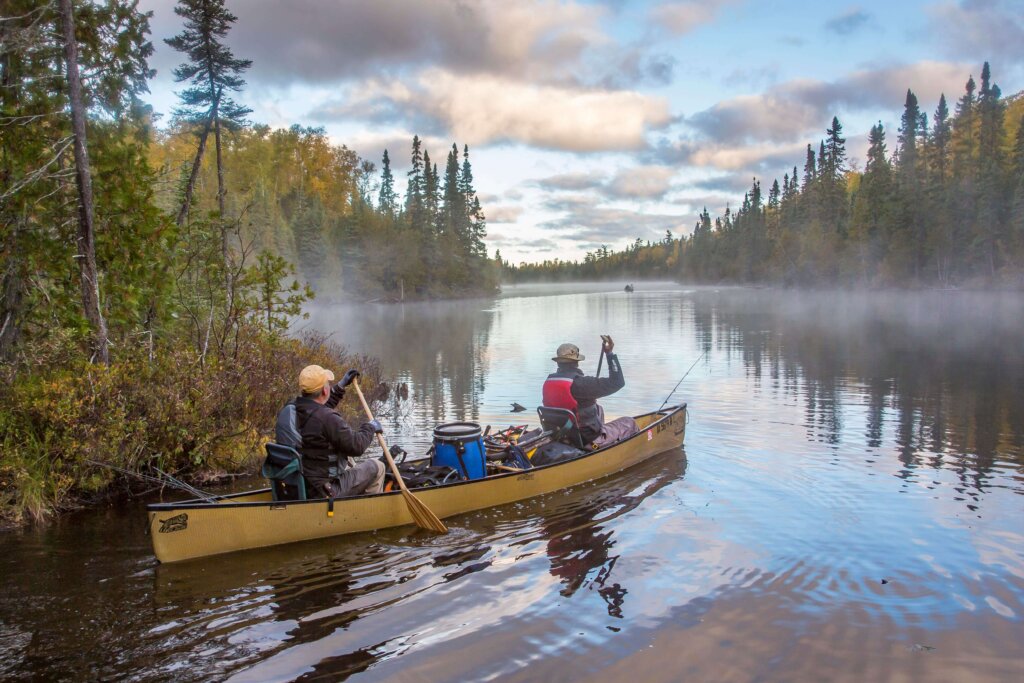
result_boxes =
[0,325,386,526]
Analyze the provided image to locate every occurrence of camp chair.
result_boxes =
[262,443,307,501]
[536,406,586,449]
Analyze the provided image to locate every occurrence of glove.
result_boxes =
[341,369,360,388]
[367,419,383,434]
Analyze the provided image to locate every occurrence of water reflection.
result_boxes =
[685,290,1024,487]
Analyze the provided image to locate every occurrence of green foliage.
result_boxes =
[164,0,251,129]
[237,251,315,334]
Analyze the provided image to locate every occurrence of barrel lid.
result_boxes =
[433,421,482,440]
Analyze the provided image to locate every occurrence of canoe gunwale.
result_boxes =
[146,403,687,513]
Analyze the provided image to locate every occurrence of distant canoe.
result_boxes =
[624,284,634,292]
[147,404,687,563]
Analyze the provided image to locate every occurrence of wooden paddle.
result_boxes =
[351,379,448,533]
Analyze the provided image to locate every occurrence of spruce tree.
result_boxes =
[378,149,397,217]
[165,0,252,226]
[405,135,424,232]
[975,62,1006,276]
[823,116,849,234]
[442,143,464,239]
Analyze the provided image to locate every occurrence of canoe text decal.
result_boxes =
[647,429,653,441]
[158,513,188,533]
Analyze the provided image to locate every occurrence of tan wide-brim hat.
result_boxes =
[552,343,585,363]
[299,364,335,394]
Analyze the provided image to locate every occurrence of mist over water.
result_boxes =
[2,284,1022,681]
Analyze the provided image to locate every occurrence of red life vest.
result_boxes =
[542,374,578,421]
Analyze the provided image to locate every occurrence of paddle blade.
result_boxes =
[401,488,448,533]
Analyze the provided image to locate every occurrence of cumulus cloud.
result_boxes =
[650,0,738,36]
[485,206,525,224]
[824,8,874,36]
[928,0,1024,68]
[540,205,690,245]
[686,61,972,144]
[146,0,632,88]
[534,171,607,192]
[607,165,676,199]
[316,70,671,152]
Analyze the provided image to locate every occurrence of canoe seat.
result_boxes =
[536,406,586,449]
[262,443,307,502]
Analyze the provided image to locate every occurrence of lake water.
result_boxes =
[2,283,1022,681]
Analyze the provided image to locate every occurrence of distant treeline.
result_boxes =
[504,63,1024,288]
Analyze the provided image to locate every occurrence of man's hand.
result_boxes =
[601,334,615,354]
[341,369,360,387]
[366,419,384,434]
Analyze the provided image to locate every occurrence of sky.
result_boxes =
[138,0,1024,265]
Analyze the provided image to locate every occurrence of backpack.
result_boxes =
[275,399,303,448]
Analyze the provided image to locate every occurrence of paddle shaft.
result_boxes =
[350,380,409,492]
[350,379,447,533]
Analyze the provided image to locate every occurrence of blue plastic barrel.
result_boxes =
[431,422,486,480]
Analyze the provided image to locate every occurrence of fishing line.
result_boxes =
[658,350,707,413]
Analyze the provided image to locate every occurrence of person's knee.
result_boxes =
[366,459,385,493]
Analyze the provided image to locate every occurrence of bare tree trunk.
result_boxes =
[0,227,25,361]
[175,114,213,226]
[213,114,233,307]
[59,0,109,364]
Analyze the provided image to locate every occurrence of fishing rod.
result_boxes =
[658,350,707,412]
[87,460,218,502]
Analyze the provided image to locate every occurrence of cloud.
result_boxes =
[534,171,607,192]
[317,70,671,152]
[488,233,559,252]
[607,165,676,199]
[146,0,651,89]
[928,0,1024,68]
[824,8,873,36]
[650,1,737,36]
[485,206,525,224]
[540,205,690,245]
[685,61,972,145]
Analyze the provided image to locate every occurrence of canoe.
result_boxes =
[147,403,687,563]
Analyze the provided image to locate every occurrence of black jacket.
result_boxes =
[555,352,625,444]
[292,395,376,486]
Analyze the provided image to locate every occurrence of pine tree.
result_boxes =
[802,144,817,188]
[460,145,486,257]
[422,150,440,232]
[378,149,397,217]
[165,0,252,226]
[405,135,424,232]
[930,95,955,283]
[974,62,1006,276]
[822,116,849,234]
[442,143,464,239]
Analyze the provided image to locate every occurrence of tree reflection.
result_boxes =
[694,290,1024,489]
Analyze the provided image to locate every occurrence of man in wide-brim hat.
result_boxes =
[542,337,638,448]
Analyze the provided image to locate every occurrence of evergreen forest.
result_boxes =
[505,64,1024,288]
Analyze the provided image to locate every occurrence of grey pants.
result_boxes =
[591,414,640,449]
[321,458,385,498]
